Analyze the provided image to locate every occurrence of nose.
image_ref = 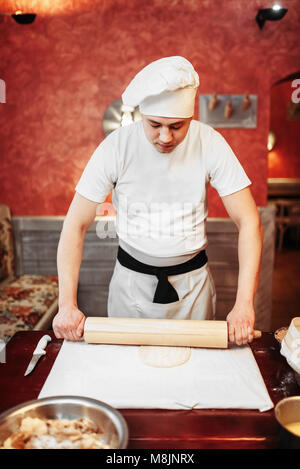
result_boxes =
[159,126,173,143]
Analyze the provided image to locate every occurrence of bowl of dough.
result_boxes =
[0,396,129,449]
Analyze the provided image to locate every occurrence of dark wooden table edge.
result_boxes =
[1,330,299,449]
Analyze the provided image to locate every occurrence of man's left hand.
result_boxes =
[226,304,255,346]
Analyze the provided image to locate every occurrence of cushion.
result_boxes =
[0,274,58,342]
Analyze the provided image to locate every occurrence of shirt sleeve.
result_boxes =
[75,132,119,203]
[205,127,251,197]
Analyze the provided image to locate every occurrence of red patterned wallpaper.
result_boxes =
[0,0,299,216]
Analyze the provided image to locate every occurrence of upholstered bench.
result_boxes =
[0,204,58,342]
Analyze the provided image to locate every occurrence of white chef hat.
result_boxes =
[122,56,199,118]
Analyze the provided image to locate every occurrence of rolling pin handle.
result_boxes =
[227,328,262,343]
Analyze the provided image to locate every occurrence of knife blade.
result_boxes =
[24,335,51,376]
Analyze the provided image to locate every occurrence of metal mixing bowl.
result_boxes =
[0,396,129,449]
[275,396,300,449]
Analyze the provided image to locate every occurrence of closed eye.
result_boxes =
[149,122,183,129]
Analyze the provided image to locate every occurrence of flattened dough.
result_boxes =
[139,346,191,368]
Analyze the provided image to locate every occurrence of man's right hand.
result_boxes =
[52,306,86,341]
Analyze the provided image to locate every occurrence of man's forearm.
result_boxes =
[235,217,263,308]
[53,193,99,341]
[57,221,87,309]
[221,188,263,343]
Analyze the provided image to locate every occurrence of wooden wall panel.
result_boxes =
[12,207,275,331]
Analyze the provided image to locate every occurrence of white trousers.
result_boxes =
[107,260,216,320]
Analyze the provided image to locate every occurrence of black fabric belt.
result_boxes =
[117,246,208,304]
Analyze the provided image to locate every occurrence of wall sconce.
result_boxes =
[256,4,288,29]
[0,11,36,24]
[267,130,276,151]
[102,99,141,136]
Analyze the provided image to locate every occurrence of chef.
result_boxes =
[53,56,263,346]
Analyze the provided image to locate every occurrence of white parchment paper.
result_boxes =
[39,341,273,412]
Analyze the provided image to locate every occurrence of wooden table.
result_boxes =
[0,331,299,449]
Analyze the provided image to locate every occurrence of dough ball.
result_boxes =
[139,346,191,368]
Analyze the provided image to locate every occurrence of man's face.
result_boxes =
[141,115,192,154]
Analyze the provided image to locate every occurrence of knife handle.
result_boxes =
[34,335,51,355]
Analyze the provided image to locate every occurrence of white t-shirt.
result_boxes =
[75,120,251,258]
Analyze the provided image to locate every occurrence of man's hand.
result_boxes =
[52,306,86,341]
[226,302,255,346]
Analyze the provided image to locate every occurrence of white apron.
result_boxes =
[107,259,216,320]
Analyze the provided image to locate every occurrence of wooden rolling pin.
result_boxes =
[84,317,262,349]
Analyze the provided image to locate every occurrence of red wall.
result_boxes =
[0,0,299,217]
[268,80,300,178]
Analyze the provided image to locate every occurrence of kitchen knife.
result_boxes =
[24,335,51,376]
